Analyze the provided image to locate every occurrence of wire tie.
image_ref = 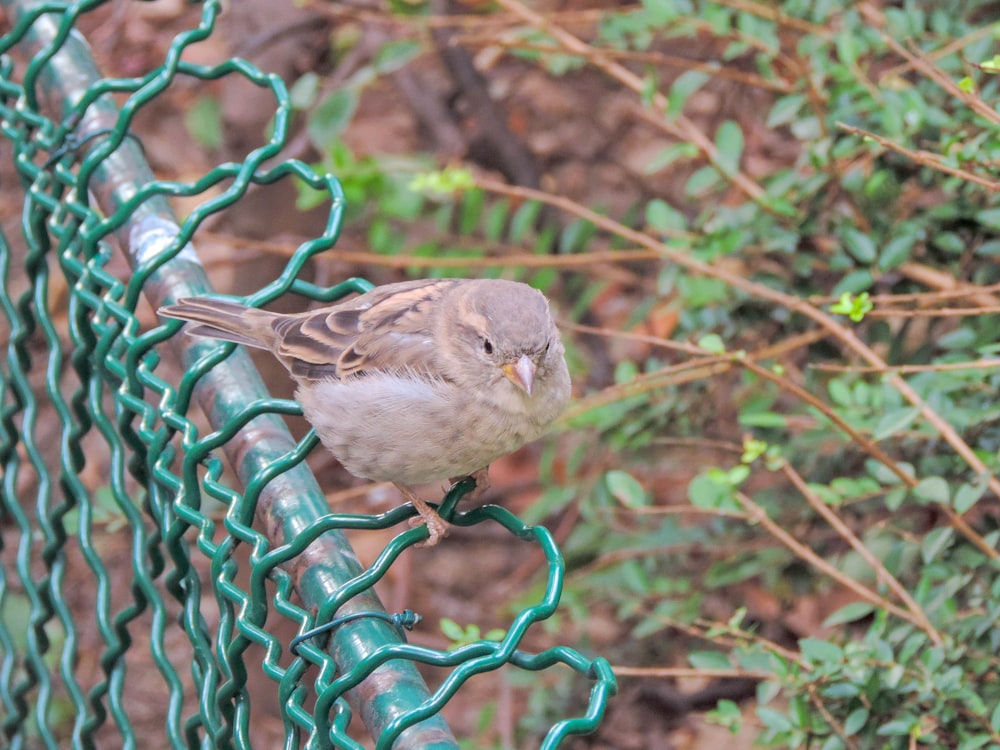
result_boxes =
[44,127,146,169]
[290,609,422,656]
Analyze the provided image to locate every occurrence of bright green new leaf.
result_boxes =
[697,333,725,354]
[605,470,649,508]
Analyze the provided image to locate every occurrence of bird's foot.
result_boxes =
[396,483,451,547]
[451,466,491,503]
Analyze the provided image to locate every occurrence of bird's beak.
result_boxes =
[503,354,536,396]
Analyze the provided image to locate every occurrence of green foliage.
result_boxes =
[292,4,1000,747]
[184,95,222,149]
[830,292,874,322]
[409,167,475,196]
[439,618,506,650]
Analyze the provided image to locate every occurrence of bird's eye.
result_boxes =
[483,338,494,355]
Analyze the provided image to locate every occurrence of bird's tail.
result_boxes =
[158,297,280,350]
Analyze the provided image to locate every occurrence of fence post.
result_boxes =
[0,1,458,746]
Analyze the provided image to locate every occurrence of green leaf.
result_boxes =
[509,200,542,243]
[705,699,742,733]
[843,228,877,264]
[308,89,359,150]
[756,706,794,733]
[688,650,732,669]
[727,465,750,484]
[715,120,744,175]
[738,411,787,428]
[957,736,993,750]
[741,437,768,464]
[921,527,954,564]
[878,233,916,270]
[558,218,596,254]
[439,617,466,642]
[409,168,475,196]
[184,96,223,149]
[667,70,710,119]
[872,407,920,440]
[484,199,509,242]
[933,231,965,255]
[643,142,699,174]
[954,477,987,513]
[289,72,320,110]
[836,30,859,66]
[460,188,484,235]
[374,39,421,74]
[976,207,1000,230]
[877,717,918,736]
[645,199,687,233]
[685,165,722,197]
[822,601,876,627]
[844,707,869,736]
[799,638,843,664]
[831,271,874,297]
[820,682,859,699]
[697,333,725,354]
[689,472,735,510]
[605,470,649,508]
[640,72,658,107]
[938,325,976,350]
[767,94,806,127]
[828,378,852,406]
[975,239,1000,256]
[914,476,950,504]
[981,53,1000,72]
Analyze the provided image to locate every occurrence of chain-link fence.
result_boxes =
[0,1,616,747]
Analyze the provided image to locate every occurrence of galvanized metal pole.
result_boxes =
[0,2,457,746]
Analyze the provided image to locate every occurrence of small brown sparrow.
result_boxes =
[159,278,571,545]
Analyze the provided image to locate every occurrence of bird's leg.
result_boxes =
[395,483,450,547]
[450,466,491,503]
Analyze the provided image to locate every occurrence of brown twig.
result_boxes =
[806,682,861,750]
[867,307,1000,318]
[560,356,733,422]
[859,3,1000,127]
[734,490,923,628]
[780,462,943,646]
[200,231,664,268]
[301,0,618,33]
[713,0,832,37]
[613,666,773,679]
[489,0,780,215]
[810,358,1000,375]
[879,22,996,81]
[838,123,1000,192]
[465,39,793,93]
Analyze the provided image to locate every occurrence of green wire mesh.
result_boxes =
[0,1,617,748]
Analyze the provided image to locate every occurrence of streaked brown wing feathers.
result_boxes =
[271,278,458,381]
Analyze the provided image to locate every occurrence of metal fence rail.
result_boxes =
[0,1,615,748]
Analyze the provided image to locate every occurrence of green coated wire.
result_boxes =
[0,1,617,748]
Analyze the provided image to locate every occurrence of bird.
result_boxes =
[158,278,571,546]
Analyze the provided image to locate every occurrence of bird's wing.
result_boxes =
[271,278,461,381]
